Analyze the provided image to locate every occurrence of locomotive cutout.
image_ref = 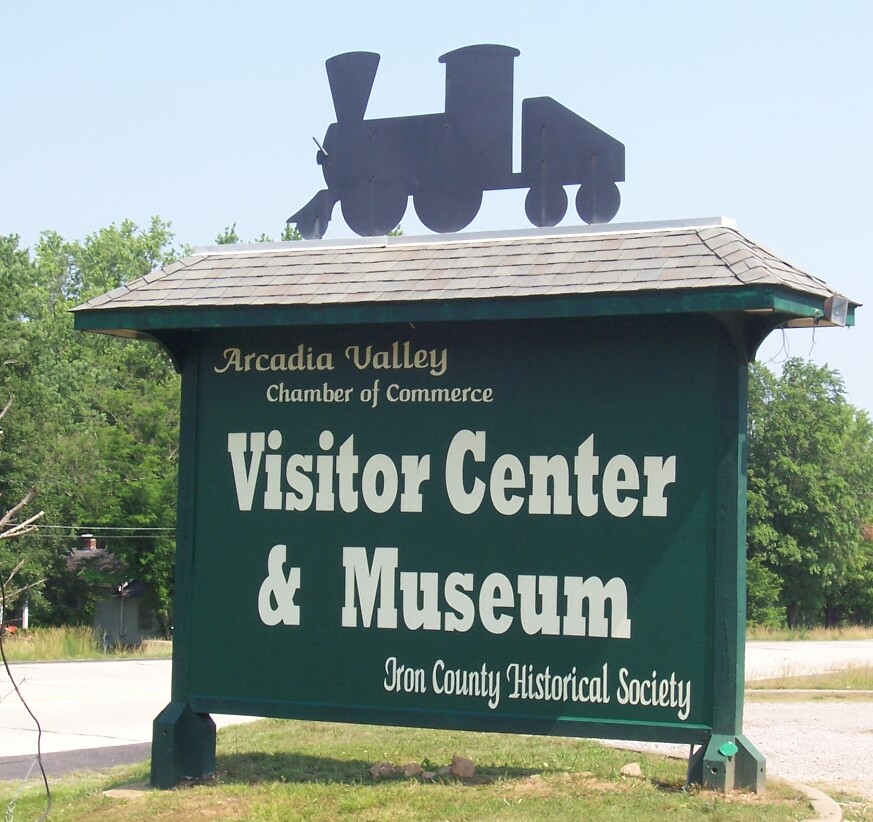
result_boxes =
[289,44,625,239]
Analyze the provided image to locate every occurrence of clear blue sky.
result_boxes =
[2,1,871,415]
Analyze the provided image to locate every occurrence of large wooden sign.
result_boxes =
[154,312,762,789]
[74,219,854,792]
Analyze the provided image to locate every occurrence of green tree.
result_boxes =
[747,359,873,627]
[1,397,46,626]
[0,237,54,621]
[2,217,314,630]
[216,223,302,244]
[0,219,182,629]
[215,224,240,245]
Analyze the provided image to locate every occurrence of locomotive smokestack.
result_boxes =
[325,52,380,124]
[439,44,520,184]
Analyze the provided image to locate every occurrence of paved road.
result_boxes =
[0,658,249,782]
[0,660,171,757]
[745,639,873,680]
[1,641,872,784]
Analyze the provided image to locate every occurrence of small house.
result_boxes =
[66,534,161,647]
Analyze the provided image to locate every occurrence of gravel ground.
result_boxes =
[610,698,873,802]
[744,699,873,801]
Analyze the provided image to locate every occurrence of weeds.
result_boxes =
[746,663,873,691]
[0,626,171,661]
[747,625,873,642]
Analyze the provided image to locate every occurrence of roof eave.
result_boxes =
[72,284,856,337]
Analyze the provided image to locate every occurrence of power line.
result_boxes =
[10,533,174,540]
[39,523,176,537]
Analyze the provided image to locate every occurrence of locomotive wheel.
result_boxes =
[576,181,621,224]
[341,184,408,236]
[525,184,568,227]
[413,184,482,233]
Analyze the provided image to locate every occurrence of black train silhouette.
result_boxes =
[290,45,625,239]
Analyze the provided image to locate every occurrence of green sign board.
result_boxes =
[163,313,753,766]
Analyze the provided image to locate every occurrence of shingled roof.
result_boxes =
[72,218,857,335]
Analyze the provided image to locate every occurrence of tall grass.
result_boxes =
[0,626,171,662]
[747,624,873,641]
[746,663,873,691]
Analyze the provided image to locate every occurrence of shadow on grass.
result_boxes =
[212,751,545,786]
[209,752,690,796]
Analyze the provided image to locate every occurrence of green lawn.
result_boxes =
[6,720,811,822]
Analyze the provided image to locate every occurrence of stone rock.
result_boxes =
[422,771,437,780]
[369,761,397,779]
[437,765,453,776]
[103,782,150,800]
[450,755,476,779]
[620,762,644,779]
[402,762,424,777]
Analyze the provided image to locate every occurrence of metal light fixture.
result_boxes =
[823,295,849,326]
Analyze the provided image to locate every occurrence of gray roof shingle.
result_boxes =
[72,218,855,321]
